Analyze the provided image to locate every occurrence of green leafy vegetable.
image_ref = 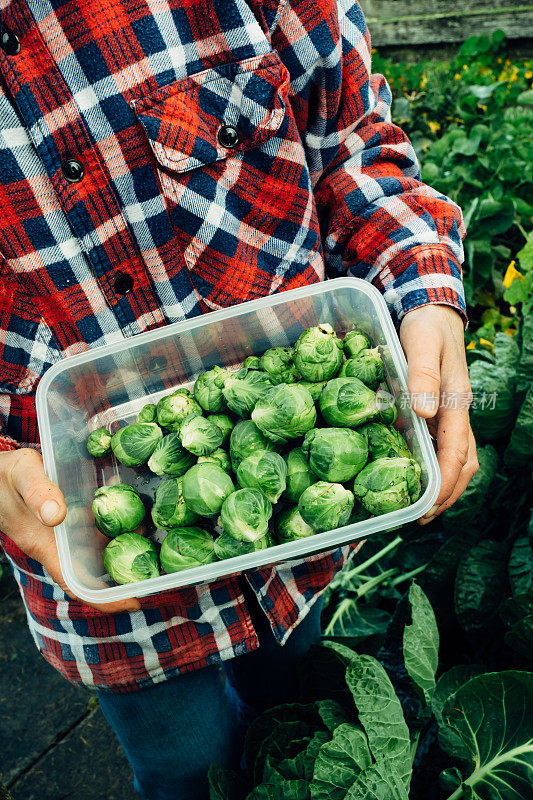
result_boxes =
[403,583,439,706]
[111,422,163,466]
[293,323,344,382]
[86,428,112,458]
[252,384,317,442]
[92,484,145,538]
[103,532,159,584]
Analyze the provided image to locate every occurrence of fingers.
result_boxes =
[10,449,67,526]
[400,312,442,418]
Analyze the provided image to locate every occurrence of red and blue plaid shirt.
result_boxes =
[0,0,466,692]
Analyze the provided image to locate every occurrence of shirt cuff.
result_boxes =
[0,435,19,452]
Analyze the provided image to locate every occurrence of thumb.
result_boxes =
[10,449,67,526]
[400,318,442,419]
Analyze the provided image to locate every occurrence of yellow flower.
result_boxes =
[503,261,524,288]
[466,341,476,350]
[505,328,517,337]
[463,64,468,71]
[454,73,461,81]
[427,120,441,134]
[480,66,490,76]
[420,73,428,89]
[479,338,494,351]
[371,48,377,54]
[477,104,487,112]
[525,70,533,79]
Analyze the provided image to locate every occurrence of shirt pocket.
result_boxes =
[131,50,323,309]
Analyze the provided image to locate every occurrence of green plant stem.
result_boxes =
[410,730,421,765]
[390,564,428,587]
[341,535,402,580]
[356,568,397,598]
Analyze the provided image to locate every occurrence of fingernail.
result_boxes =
[423,504,440,519]
[413,394,438,413]
[40,500,60,525]
[419,515,435,526]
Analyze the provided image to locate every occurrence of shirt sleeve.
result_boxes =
[269,0,467,326]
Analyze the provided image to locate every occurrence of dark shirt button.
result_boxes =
[114,272,134,295]
[61,158,85,183]
[1,30,21,56]
[217,124,240,148]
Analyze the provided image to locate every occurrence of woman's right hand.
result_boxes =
[0,448,140,613]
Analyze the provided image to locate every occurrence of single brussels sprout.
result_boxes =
[283,447,314,503]
[103,532,159,585]
[181,463,235,517]
[198,447,232,473]
[214,531,274,560]
[194,366,232,413]
[353,457,421,515]
[236,450,288,504]
[243,356,261,370]
[179,414,223,456]
[297,380,327,401]
[220,488,273,541]
[319,377,378,428]
[136,403,157,423]
[160,527,218,573]
[151,477,199,528]
[251,383,316,442]
[276,507,315,543]
[147,432,196,477]
[302,427,368,482]
[259,347,300,385]
[293,323,344,382]
[229,420,277,471]
[375,389,397,425]
[220,368,273,418]
[156,388,202,432]
[359,422,411,461]
[343,329,371,358]
[298,482,354,533]
[338,348,384,390]
[87,428,112,458]
[208,414,234,445]
[111,422,163,466]
[92,484,145,538]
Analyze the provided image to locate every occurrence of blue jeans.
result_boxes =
[97,587,323,800]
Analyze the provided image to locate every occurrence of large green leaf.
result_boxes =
[323,600,390,643]
[442,445,498,530]
[310,723,372,800]
[504,387,533,468]
[403,583,439,706]
[431,665,487,760]
[315,699,350,733]
[246,779,309,800]
[253,722,311,784]
[276,731,330,783]
[441,671,533,798]
[208,764,249,800]
[345,655,411,790]
[508,535,533,597]
[344,761,410,800]
[454,540,509,632]
[244,704,319,771]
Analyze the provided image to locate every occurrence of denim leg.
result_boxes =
[97,665,242,800]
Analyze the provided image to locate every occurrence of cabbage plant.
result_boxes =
[319,377,378,428]
[220,488,273,541]
[359,422,411,461]
[87,428,112,458]
[219,368,273,417]
[343,329,371,358]
[297,380,327,401]
[302,427,368,482]
[194,366,232,413]
[147,432,196,477]
[152,477,199,528]
[243,355,261,369]
[339,348,384,390]
[229,420,277,471]
[156,388,202,432]
[92,484,146,538]
[179,414,223,456]
[214,531,274,560]
[259,347,300,384]
[276,507,315,542]
[160,527,217,573]
[293,323,343,381]
[103,532,159,584]
[208,414,234,445]
[136,403,157,423]
[111,422,163,466]
[198,448,232,473]
[181,462,235,517]
[252,384,316,442]
[283,447,314,503]
[353,457,421,515]
[236,450,288,503]
[298,482,354,532]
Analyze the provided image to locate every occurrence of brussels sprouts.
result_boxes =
[156,388,202,432]
[251,383,316,442]
[194,366,232,413]
[236,450,288,504]
[198,448,232,473]
[160,527,217,573]
[208,414,234,445]
[147,432,196,477]
[319,377,378,428]
[283,447,314,504]
[220,368,273,418]
[229,420,277,471]
[87,428,112,458]
[353,457,421,515]
[259,347,300,385]
[92,484,145,538]
[136,403,157,423]
[302,427,368,482]
[181,463,235,517]
[179,414,223,456]
[276,507,315,543]
[297,380,327,401]
[243,356,261,370]
[151,477,199,528]
[347,503,373,525]
[111,422,163,466]
[359,422,411,461]
[220,488,273,541]
[103,532,159,584]
[375,389,397,425]
[214,531,274,560]
[293,323,343,381]
[343,329,371,358]
[298,482,354,533]
[338,348,384,390]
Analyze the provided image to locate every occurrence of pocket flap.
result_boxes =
[131,50,290,173]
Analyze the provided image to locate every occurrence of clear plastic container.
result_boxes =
[36,277,440,603]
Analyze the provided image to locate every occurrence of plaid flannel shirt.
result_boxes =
[0,0,466,692]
